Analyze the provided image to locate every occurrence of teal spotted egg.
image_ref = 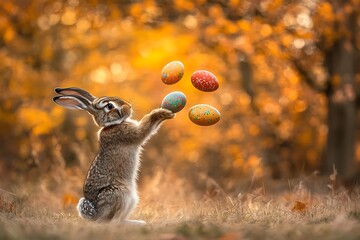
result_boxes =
[161,91,187,113]
[188,104,221,126]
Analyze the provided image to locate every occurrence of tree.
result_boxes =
[154,0,360,180]
[0,0,359,189]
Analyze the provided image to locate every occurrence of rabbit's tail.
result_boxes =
[77,197,98,220]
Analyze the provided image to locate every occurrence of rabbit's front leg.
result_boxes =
[149,108,175,127]
[136,108,175,141]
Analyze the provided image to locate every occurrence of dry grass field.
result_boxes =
[1,175,360,240]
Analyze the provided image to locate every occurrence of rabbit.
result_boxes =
[53,87,175,224]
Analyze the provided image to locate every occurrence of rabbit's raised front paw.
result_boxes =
[151,108,175,121]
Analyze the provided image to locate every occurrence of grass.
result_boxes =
[1,178,360,240]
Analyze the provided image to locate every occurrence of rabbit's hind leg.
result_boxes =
[77,197,98,220]
[124,220,146,225]
[94,186,133,222]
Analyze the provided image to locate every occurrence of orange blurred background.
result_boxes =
[0,0,359,207]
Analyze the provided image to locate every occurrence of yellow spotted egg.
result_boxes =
[161,61,184,85]
[188,104,221,126]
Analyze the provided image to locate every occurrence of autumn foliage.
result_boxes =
[0,0,359,197]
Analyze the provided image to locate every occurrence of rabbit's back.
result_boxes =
[84,123,142,201]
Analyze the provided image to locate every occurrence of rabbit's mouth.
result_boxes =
[103,115,125,127]
[121,105,132,118]
[116,108,131,120]
[102,106,131,127]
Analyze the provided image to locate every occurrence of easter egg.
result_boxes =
[188,104,221,126]
[191,70,219,92]
[161,61,184,85]
[161,91,187,113]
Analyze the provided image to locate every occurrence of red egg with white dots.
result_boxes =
[191,70,219,92]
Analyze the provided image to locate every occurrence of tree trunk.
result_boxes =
[324,39,358,179]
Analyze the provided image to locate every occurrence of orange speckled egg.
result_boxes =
[188,104,221,126]
[161,61,184,84]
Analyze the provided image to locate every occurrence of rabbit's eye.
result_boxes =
[105,103,114,110]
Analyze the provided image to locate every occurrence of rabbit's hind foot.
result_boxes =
[77,197,98,220]
[124,220,146,225]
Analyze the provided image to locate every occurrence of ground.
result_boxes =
[1,178,360,240]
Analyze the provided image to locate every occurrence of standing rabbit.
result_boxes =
[53,87,175,223]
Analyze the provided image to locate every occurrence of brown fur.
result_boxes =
[53,87,174,223]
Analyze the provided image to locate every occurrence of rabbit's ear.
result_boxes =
[53,95,91,110]
[54,87,96,102]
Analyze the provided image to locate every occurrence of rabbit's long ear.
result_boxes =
[53,95,91,110]
[54,87,96,102]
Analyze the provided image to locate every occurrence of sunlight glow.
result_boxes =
[293,38,305,49]
[61,8,77,25]
[220,92,233,105]
[76,18,90,33]
[183,15,198,29]
[91,66,110,83]
[297,12,313,29]
[111,63,127,82]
